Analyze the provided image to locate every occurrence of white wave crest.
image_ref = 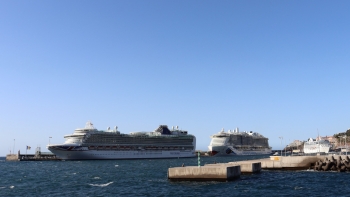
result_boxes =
[93,177,101,179]
[10,186,14,189]
[115,165,119,167]
[89,182,113,187]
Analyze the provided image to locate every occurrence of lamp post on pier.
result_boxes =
[279,137,283,156]
[285,138,287,157]
[13,139,15,155]
[344,135,347,156]
[339,136,342,155]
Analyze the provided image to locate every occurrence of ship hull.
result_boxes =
[208,145,272,156]
[49,147,195,160]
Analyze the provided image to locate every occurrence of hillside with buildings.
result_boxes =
[285,129,350,153]
[332,128,350,149]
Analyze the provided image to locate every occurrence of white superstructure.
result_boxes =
[208,128,272,156]
[47,122,196,160]
[303,138,331,154]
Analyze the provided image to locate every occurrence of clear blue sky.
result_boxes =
[1,1,350,156]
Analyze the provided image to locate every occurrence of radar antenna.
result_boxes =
[85,121,95,129]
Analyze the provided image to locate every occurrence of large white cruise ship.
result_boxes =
[208,128,272,156]
[303,138,331,154]
[47,122,196,160]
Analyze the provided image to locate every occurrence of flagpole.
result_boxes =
[13,139,15,155]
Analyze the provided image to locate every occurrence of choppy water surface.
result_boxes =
[1,155,350,196]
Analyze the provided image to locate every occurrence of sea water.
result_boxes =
[1,155,350,197]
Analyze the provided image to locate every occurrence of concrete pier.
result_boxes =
[205,162,261,174]
[232,155,340,170]
[168,165,241,181]
[6,149,60,161]
[205,155,348,172]
[238,162,261,173]
[5,154,18,161]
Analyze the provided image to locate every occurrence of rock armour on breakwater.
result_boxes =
[312,155,350,172]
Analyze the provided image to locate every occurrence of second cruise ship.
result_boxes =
[208,128,272,156]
